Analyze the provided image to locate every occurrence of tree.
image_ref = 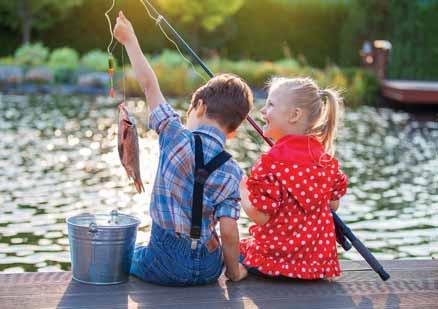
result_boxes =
[155,0,246,48]
[0,0,84,44]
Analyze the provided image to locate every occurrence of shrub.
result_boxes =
[151,49,189,68]
[0,57,15,65]
[81,50,115,72]
[48,48,79,70]
[48,47,80,84]
[14,43,49,67]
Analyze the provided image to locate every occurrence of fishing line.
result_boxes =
[137,0,208,82]
[105,0,117,55]
[122,46,126,102]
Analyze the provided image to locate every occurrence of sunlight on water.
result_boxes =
[0,94,437,272]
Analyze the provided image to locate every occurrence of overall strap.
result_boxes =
[191,134,231,243]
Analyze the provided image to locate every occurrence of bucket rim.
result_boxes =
[66,212,141,229]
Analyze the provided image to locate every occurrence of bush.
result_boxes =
[80,50,115,72]
[48,47,80,84]
[48,47,79,70]
[0,57,15,65]
[14,43,49,67]
[151,49,189,68]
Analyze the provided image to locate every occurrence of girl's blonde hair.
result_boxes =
[268,77,343,156]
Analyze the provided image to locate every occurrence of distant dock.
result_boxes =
[361,40,438,105]
[381,80,438,104]
[0,259,437,308]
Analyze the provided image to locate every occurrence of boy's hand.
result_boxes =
[226,263,248,282]
[114,11,136,45]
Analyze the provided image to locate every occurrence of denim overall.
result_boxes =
[130,134,231,286]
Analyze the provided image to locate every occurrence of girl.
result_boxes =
[239,77,348,279]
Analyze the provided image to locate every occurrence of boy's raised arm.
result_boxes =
[114,11,165,111]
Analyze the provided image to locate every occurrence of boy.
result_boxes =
[114,11,253,285]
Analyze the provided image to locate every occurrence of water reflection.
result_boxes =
[0,94,437,272]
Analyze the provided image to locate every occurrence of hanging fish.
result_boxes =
[118,102,144,193]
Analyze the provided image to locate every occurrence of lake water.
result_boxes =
[0,94,437,273]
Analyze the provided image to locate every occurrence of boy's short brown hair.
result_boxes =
[191,73,253,133]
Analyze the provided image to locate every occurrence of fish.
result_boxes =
[118,102,144,193]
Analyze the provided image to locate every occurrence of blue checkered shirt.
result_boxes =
[148,102,242,244]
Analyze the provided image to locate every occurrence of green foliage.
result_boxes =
[340,0,438,79]
[48,47,79,84]
[14,43,49,67]
[48,48,79,70]
[0,57,15,65]
[151,49,189,68]
[80,50,115,72]
[156,0,246,32]
[0,0,84,43]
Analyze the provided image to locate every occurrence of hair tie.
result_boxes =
[318,89,327,98]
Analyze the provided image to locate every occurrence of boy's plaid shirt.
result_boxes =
[148,103,242,244]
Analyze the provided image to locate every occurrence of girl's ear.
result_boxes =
[288,107,303,124]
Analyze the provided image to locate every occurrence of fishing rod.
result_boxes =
[139,0,390,281]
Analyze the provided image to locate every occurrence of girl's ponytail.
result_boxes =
[318,89,343,157]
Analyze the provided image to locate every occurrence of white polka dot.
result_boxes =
[271,164,276,169]
[298,171,303,176]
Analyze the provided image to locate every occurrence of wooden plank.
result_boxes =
[383,80,438,91]
[381,80,438,103]
[0,260,437,309]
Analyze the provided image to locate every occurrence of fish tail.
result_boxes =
[134,179,144,194]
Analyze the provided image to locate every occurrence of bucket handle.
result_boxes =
[88,222,98,234]
[109,209,119,225]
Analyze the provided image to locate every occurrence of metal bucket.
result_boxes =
[66,210,140,285]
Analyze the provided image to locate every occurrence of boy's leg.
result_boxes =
[130,224,194,286]
[194,241,224,285]
[130,245,157,282]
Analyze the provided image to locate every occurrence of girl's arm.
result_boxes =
[114,11,165,111]
[240,176,270,225]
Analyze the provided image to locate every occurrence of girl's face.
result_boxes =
[260,87,294,142]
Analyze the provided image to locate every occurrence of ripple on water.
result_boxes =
[0,94,437,272]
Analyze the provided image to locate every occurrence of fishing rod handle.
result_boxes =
[332,212,390,281]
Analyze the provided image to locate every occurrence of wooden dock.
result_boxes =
[0,260,437,309]
[381,80,438,104]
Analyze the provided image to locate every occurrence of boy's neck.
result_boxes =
[191,119,230,139]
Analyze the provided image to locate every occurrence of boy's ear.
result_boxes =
[226,130,237,139]
[195,99,207,117]
[288,107,303,124]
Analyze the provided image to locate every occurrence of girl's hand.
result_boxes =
[239,175,250,201]
[330,200,340,212]
[114,11,136,45]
